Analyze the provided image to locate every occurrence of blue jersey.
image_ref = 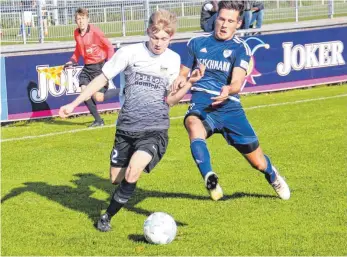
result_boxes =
[182,34,251,106]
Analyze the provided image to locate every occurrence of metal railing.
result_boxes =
[0,0,346,44]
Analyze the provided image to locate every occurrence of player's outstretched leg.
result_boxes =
[96,179,137,232]
[190,138,223,201]
[264,155,290,200]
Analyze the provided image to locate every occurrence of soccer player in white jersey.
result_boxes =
[59,9,205,232]
[173,1,290,201]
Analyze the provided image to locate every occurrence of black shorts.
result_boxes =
[79,60,108,93]
[110,129,169,173]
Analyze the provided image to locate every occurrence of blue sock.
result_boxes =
[264,155,276,183]
[190,139,212,179]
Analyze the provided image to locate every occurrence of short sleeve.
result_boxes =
[181,38,196,69]
[234,44,251,72]
[167,54,181,89]
[102,47,129,80]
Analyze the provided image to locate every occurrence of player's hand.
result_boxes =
[59,104,75,119]
[188,64,206,84]
[171,75,187,93]
[211,86,230,106]
[64,61,76,68]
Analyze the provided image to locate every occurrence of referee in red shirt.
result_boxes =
[66,8,115,127]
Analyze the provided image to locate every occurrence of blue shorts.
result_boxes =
[184,93,259,154]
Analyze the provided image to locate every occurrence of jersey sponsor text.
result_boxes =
[197,58,231,72]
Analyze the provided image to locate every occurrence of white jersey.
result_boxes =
[102,42,180,132]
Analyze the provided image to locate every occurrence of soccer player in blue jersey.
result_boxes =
[173,1,290,201]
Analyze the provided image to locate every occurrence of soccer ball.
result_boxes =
[143,212,177,245]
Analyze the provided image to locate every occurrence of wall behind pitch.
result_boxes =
[240,26,347,93]
[2,26,347,122]
[171,26,347,93]
[1,57,8,121]
[4,50,121,121]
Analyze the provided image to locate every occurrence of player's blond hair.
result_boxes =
[75,7,89,18]
[148,9,177,36]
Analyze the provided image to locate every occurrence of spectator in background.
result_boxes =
[241,0,252,30]
[18,0,35,37]
[66,8,115,127]
[250,1,264,31]
[34,0,49,36]
[200,0,219,32]
[241,1,264,34]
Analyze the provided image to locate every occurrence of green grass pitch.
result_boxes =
[1,84,347,255]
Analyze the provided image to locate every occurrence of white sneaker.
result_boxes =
[269,166,290,200]
[204,171,223,201]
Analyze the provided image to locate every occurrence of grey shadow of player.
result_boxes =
[1,173,276,232]
[27,80,52,117]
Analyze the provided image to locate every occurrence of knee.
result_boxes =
[125,166,142,183]
[94,94,104,102]
[185,116,207,139]
[185,116,199,132]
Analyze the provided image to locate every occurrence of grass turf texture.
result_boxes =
[1,85,347,255]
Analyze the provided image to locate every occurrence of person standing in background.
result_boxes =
[250,1,264,32]
[35,0,49,36]
[66,8,115,127]
[241,0,252,31]
[242,1,265,33]
[200,0,219,32]
[18,0,35,37]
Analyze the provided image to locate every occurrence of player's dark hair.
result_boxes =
[218,1,244,20]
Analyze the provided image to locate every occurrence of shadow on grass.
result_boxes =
[1,173,276,230]
[7,119,93,127]
[4,116,93,127]
[128,234,148,244]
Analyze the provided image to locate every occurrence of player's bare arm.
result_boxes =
[211,67,247,106]
[59,73,108,118]
[167,64,205,106]
[171,65,191,93]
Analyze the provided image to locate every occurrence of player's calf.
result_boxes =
[96,179,137,232]
[263,155,290,200]
[190,138,213,179]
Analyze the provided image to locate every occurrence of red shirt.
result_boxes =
[70,24,114,64]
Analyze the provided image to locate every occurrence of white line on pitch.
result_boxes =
[2,93,346,143]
